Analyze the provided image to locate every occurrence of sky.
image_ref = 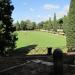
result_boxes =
[12,0,71,23]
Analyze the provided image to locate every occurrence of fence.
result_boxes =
[10,47,52,56]
[27,47,48,55]
[0,48,75,75]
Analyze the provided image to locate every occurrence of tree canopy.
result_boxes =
[66,0,75,51]
[0,0,17,56]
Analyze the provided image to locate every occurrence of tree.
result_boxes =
[15,21,21,31]
[63,15,68,33]
[42,18,53,31]
[32,22,36,30]
[0,0,17,55]
[66,0,75,51]
[43,21,49,30]
[53,13,57,32]
[26,20,33,30]
[23,21,27,30]
[20,20,26,30]
[48,17,53,30]
[38,21,44,29]
[58,18,63,29]
[15,20,37,31]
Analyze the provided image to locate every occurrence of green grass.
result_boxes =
[16,31,67,54]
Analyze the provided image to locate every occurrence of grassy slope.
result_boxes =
[16,31,67,53]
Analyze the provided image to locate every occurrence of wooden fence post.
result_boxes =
[53,48,63,75]
[47,47,52,55]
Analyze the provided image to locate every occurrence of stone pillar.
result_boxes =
[53,48,63,75]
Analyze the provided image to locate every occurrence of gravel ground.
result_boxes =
[0,57,75,75]
[0,59,53,75]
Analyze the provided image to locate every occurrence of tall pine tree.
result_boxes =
[66,0,75,51]
[48,17,53,30]
[0,0,17,55]
[53,13,57,32]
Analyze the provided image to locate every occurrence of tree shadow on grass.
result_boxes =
[11,45,37,56]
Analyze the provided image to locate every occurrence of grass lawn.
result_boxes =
[16,31,67,54]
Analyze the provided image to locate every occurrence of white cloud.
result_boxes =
[43,4,69,19]
[30,8,35,12]
[43,4,60,11]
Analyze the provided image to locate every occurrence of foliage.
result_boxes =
[66,0,75,51]
[43,21,49,30]
[15,21,20,31]
[53,13,57,32]
[57,18,63,29]
[38,21,44,29]
[15,20,37,30]
[14,14,67,32]
[32,22,36,30]
[48,18,53,30]
[43,18,53,31]
[63,16,68,33]
[0,0,17,55]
